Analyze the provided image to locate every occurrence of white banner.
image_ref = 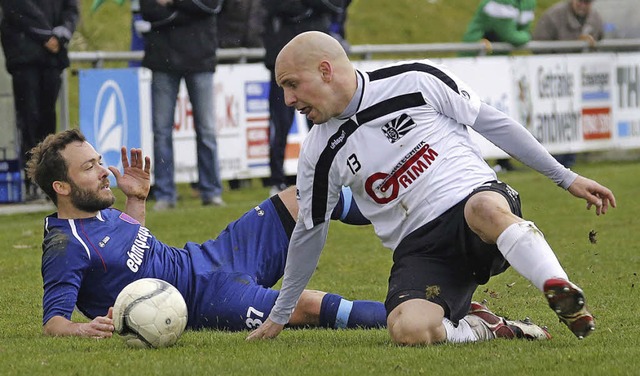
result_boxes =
[172,64,308,182]
[125,52,640,182]
[614,53,640,148]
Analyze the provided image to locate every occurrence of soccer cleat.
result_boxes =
[543,278,595,339]
[467,301,551,341]
[503,317,552,340]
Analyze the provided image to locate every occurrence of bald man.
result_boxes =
[247,31,616,345]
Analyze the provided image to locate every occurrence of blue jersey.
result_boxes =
[41,197,292,330]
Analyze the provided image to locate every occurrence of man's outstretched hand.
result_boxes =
[109,147,151,201]
[246,318,285,341]
[567,175,616,216]
[80,307,115,339]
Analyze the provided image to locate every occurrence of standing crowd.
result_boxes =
[0,0,606,204]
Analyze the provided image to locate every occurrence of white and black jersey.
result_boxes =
[269,59,577,325]
[298,60,497,249]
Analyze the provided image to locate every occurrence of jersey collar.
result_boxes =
[337,70,364,120]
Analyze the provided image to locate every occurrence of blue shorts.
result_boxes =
[188,196,295,330]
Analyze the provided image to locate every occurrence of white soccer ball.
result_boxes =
[112,278,188,349]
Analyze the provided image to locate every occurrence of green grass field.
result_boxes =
[2,1,638,374]
[1,161,639,375]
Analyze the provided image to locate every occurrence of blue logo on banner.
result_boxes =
[244,79,304,133]
[245,81,270,113]
[618,121,631,137]
[582,91,610,101]
[79,69,142,185]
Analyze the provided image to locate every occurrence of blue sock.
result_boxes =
[330,186,370,225]
[319,293,387,329]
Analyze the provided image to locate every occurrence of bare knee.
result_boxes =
[277,186,299,220]
[387,300,446,346]
[289,290,324,326]
[464,191,520,243]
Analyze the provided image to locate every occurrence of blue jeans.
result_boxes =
[151,71,222,203]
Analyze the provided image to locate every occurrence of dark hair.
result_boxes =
[25,129,87,205]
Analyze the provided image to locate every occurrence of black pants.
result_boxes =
[11,65,62,165]
[267,69,295,188]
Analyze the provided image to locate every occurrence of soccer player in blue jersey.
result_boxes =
[26,129,385,338]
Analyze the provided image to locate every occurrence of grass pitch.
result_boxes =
[0,160,639,375]
[2,2,636,374]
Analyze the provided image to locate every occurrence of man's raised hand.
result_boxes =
[108,147,151,201]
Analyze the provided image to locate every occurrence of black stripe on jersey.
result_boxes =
[356,92,426,125]
[310,93,426,225]
[312,119,359,226]
[367,62,460,94]
[355,70,366,111]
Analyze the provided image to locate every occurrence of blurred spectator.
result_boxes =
[329,0,351,52]
[263,0,345,196]
[462,0,536,52]
[218,0,265,50]
[140,0,225,210]
[217,0,266,191]
[218,0,266,189]
[461,0,536,172]
[533,0,603,169]
[0,0,79,201]
[129,0,144,67]
[533,0,603,44]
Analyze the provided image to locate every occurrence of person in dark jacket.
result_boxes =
[262,0,345,196]
[0,0,78,200]
[140,0,225,210]
[218,0,265,50]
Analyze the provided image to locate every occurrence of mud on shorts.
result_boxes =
[384,181,522,323]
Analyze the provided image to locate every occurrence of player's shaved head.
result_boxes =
[277,31,349,71]
[274,31,357,124]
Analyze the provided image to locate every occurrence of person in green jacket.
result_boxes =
[462,0,536,54]
[461,0,536,172]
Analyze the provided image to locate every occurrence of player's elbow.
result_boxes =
[42,316,69,336]
[43,322,57,336]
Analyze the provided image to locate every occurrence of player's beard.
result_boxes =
[69,179,115,212]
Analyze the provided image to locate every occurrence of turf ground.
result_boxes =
[1,1,637,373]
[0,160,638,375]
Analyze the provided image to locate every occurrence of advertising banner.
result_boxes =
[168,64,308,182]
[614,52,640,149]
[78,53,640,184]
[79,68,152,185]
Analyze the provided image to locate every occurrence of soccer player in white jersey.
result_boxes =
[247,31,616,345]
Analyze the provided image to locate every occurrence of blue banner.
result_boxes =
[79,68,143,185]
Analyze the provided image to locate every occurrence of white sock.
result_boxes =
[442,318,478,343]
[496,221,568,291]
